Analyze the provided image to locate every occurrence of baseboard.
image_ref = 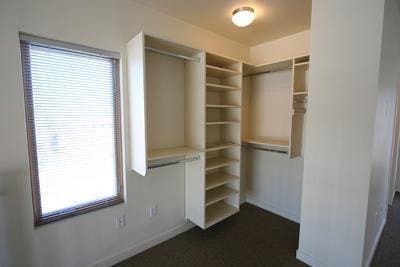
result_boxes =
[92,222,194,267]
[246,195,300,223]
[296,249,327,267]
[364,218,386,267]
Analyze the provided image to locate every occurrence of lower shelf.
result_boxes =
[148,147,201,161]
[205,201,239,228]
[243,138,289,153]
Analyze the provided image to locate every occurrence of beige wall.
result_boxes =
[297,0,386,266]
[0,0,248,266]
[249,30,310,65]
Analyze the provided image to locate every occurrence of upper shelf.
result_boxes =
[243,58,293,76]
[206,65,242,78]
[242,138,289,153]
[206,83,241,92]
[148,146,201,161]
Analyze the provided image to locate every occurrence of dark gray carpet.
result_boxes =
[372,192,400,266]
[115,203,306,267]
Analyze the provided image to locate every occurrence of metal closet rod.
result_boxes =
[148,155,200,169]
[243,67,293,77]
[145,46,200,63]
[242,144,288,154]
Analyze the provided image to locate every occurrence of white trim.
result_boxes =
[296,249,327,267]
[364,218,386,267]
[246,194,300,223]
[91,222,194,267]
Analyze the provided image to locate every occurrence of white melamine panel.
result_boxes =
[127,32,147,176]
[248,70,292,142]
[185,52,206,150]
[244,148,304,222]
[185,152,206,228]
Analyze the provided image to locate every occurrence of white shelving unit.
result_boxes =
[202,53,242,228]
[127,32,204,175]
[127,32,308,230]
[242,55,309,157]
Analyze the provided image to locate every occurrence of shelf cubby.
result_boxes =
[206,64,242,78]
[205,185,238,206]
[205,157,239,171]
[205,201,238,228]
[206,172,239,190]
[206,142,239,152]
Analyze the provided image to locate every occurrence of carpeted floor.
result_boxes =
[115,203,306,267]
[372,192,400,266]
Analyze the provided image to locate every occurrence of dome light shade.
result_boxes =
[232,7,255,27]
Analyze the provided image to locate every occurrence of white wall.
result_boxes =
[297,0,386,266]
[363,0,400,265]
[249,30,310,65]
[0,0,248,266]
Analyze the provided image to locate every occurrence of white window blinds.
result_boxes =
[20,34,123,226]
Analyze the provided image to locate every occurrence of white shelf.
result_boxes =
[206,186,238,206]
[206,142,239,152]
[206,121,240,126]
[243,138,289,152]
[293,91,308,95]
[294,61,309,67]
[206,83,241,92]
[205,202,238,228]
[206,64,241,78]
[206,157,239,171]
[148,147,200,161]
[206,104,241,108]
[206,172,239,190]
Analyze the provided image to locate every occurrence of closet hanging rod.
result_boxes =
[148,155,200,169]
[242,145,288,154]
[243,68,292,78]
[145,46,200,63]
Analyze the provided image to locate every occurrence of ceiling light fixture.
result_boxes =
[232,7,255,27]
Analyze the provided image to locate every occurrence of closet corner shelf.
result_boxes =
[205,202,239,228]
[206,186,238,206]
[293,91,308,96]
[206,104,241,108]
[206,142,239,152]
[242,138,289,152]
[206,121,240,126]
[148,147,201,161]
[206,83,241,92]
[206,64,242,78]
[206,157,239,171]
[206,172,239,190]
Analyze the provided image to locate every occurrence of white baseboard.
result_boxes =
[296,249,327,267]
[92,222,194,267]
[246,195,300,223]
[364,218,386,267]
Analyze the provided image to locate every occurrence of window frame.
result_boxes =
[19,33,124,226]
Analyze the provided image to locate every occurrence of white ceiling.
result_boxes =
[132,0,311,46]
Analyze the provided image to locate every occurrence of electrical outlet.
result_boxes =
[149,205,158,218]
[116,214,126,229]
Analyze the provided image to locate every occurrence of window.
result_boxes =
[20,33,124,226]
